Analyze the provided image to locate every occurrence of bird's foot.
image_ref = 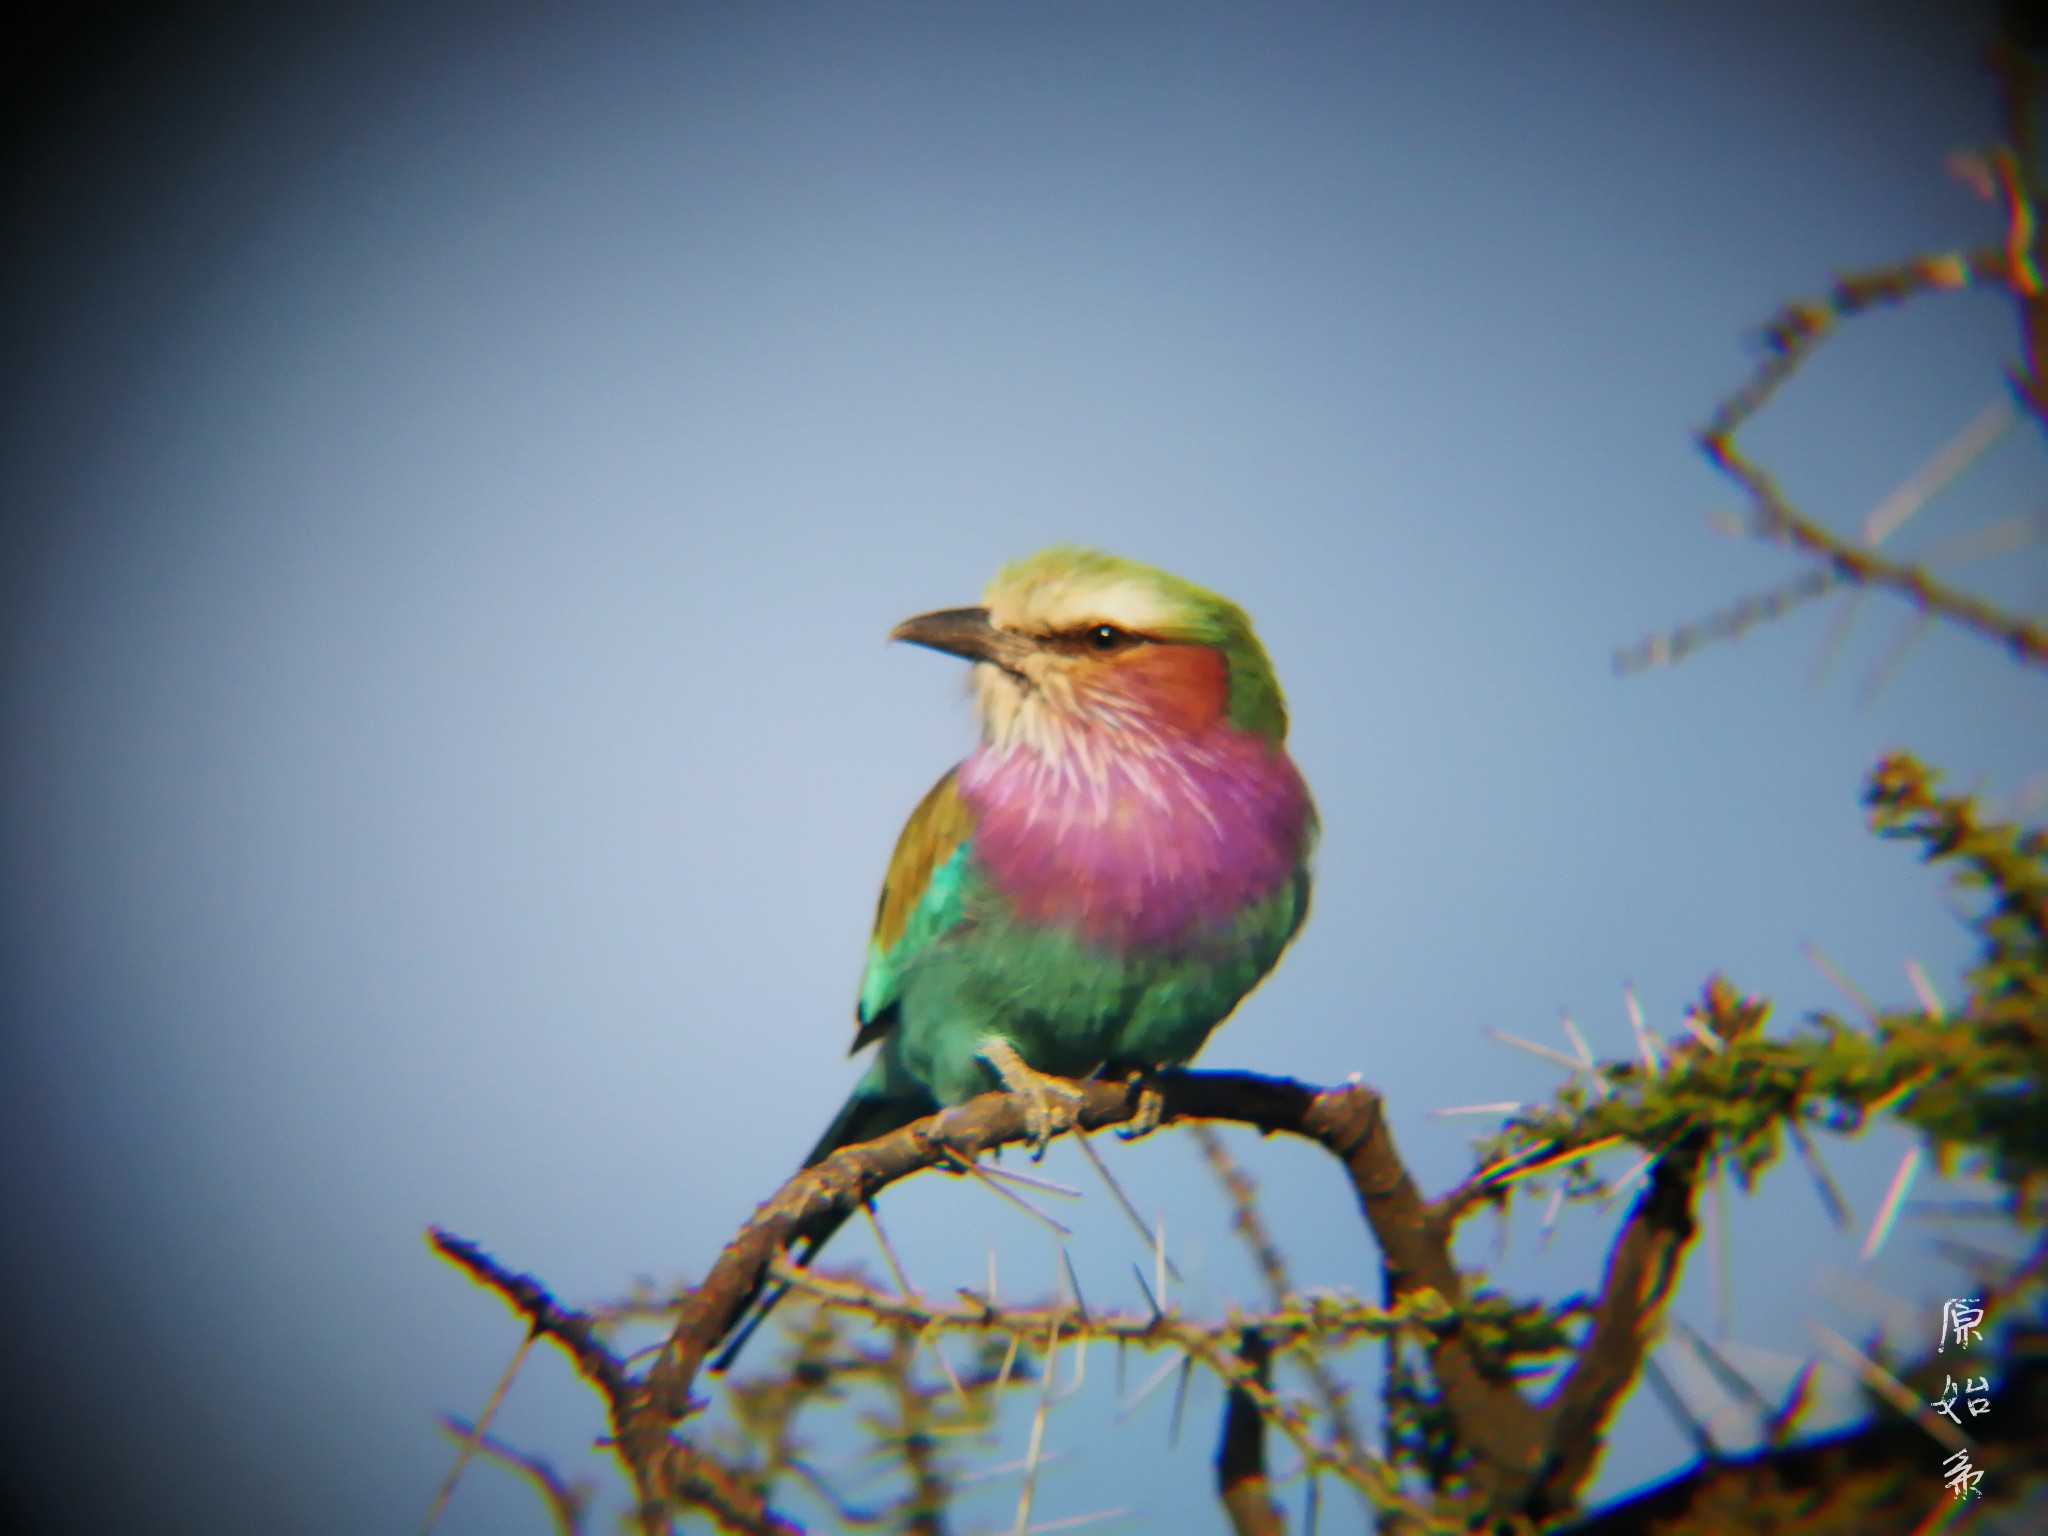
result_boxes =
[978,1040,1085,1160]
[1117,1072,1166,1140]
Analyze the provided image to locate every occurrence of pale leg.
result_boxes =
[977,1038,1086,1159]
[1117,1072,1167,1140]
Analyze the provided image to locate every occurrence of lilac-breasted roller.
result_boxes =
[712,546,1316,1367]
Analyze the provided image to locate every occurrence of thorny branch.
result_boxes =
[1195,1123,1367,1478]
[765,1251,1431,1522]
[438,1416,593,1536]
[428,1228,803,1536]
[435,1061,1721,1531]
[1526,1137,1705,1518]
[1617,38,2048,679]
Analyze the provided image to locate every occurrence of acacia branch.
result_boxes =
[647,1442,805,1536]
[438,1066,1708,1527]
[1703,247,2008,440]
[1287,1083,1554,1495]
[429,1229,632,1406]
[1993,34,2047,421]
[1195,1124,1366,1470]
[1678,146,2048,672]
[766,1250,1415,1354]
[1217,1328,1286,1536]
[1619,163,2048,677]
[1524,1136,1706,1518]
[768,1257,1433,1521]
[1698,437,2048,670]
[428,1229,797,1536]
[604,1069,1545,1519]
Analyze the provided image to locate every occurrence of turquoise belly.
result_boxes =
[886,870,1309,1105]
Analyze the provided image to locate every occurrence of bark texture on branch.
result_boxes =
[1217,1328,1286,1536]
[1526,1135,1706,1517]
[435,1067,1717,1529]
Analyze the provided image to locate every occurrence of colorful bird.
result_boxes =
[712,545,1316,1368]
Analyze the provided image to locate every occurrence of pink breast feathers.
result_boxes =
[958,719,1312,951]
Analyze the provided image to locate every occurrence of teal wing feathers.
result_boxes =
[853,769,976,1050]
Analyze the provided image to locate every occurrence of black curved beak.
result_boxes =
[889,607,1033,675]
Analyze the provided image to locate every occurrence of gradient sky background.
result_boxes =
[2,4,2045,1533]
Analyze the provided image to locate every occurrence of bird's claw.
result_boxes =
[1117,1074,1166,1140]
[978,1040,1085,1160]
[1022,1077,1085,1159]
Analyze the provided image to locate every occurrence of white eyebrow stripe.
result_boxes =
[987,575,1179,637]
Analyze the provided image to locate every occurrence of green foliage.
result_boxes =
[1465,754,2046,1237]
[1865,754,2048,1194]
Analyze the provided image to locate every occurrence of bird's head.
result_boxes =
[890,546,1288,753]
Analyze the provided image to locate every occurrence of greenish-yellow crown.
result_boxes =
[983,545,1289,743]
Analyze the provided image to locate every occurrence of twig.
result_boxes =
[1193,1126,1365,1466]
[427,1231,632,1406]
[1616,204,2048,676]
[426,1229,796,1536]
[1702,326,2048,673]
[774,1246,1438,1522]
[422,1335,537,1534]
[1075,1131,1184,1282]
[438,1416,592,1536]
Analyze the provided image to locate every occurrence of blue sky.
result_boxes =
[1,4,2042,1533]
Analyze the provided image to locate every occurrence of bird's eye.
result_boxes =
[1087,624,1128,652]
